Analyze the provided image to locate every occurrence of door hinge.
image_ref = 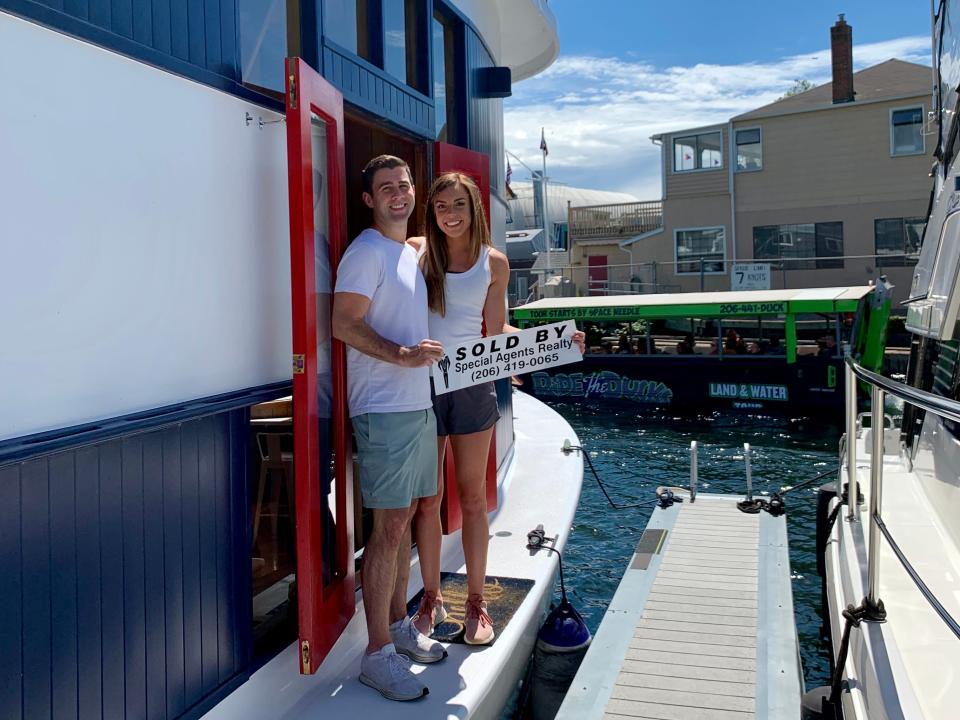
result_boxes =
[288,74,297,110]
[301,640,311,673]
[293,354,305,374]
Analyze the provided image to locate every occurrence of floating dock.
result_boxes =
[557,493,802,719]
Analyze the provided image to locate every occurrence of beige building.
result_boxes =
[570,17,932,303]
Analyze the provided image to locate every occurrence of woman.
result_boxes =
[409,172,580,645]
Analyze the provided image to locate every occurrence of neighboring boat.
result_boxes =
[511,286,891,416]
[0,3,584,719]
[815,2,960,717]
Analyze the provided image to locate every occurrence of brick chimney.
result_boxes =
[831,14,855,104]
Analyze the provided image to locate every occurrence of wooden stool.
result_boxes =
[252,432,294,570]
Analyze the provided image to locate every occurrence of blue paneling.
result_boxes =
[21,459,51,720]
[50,452,79,720]
[143,434,168,718]
[3,0,259,102]
[122,438,148,720]
[0,466,22,720]
[100,441,126,720]
[321,41,434,138]
[75,446,103,720]
[163,428,187,718]
[0,405,254,720]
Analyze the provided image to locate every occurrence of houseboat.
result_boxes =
[0,2,584,719]
[511,285,891,416]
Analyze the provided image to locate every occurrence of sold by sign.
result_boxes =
[432,321,582,395]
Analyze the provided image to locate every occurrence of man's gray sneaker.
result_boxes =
[359,644,428,701]
[391,616,447,664]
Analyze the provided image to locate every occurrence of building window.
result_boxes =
[675,227,726,274]
[673,132,722,172]
[238,0,287,93]
[753,222,844,270]
[875,217,925,266]
[432,9,460,141]
[891,106,924,156]
[323,0,370,60]
[735,128,762,171]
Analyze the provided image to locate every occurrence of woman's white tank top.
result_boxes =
[427,245,492,351]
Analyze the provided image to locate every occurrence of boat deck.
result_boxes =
[557,493,802,719]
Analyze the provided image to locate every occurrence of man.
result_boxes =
[332,155,445,702]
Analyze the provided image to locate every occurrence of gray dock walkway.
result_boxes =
[557,494,801,720]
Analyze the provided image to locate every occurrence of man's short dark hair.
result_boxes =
[361,155,412,194]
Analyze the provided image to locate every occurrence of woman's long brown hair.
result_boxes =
[422,172,491,316]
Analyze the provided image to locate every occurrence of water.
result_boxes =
[550,401,838,689]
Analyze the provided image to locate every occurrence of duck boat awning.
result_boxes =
[511,287,874,323]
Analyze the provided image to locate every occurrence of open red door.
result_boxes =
[433,142,499,533]
[285,57,355,674]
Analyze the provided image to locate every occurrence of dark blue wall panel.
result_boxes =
[322,43,435,139]
[3,0,246,100]
[0,410,251,720]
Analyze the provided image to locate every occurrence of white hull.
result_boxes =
[825,418,960,719]
[201,391,583,720]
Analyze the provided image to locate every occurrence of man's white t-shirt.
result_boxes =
[334,228,432,417]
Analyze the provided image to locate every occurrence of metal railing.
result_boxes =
[508,254,918,306]
[568,200,663,242]
[845,358,960,640]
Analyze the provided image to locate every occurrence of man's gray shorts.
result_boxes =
[351,409,438,509]
[431,380,500,437]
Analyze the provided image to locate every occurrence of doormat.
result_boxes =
[406,572,535,645]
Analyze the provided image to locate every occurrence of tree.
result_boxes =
[779,79,814,100]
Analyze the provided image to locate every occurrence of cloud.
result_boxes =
[504,36,930,200]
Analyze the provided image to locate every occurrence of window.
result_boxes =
[875,217,925,266]
[432,9,460,141]
[675,227,726,274]
[323,0,426,93]
[891,106,924,156]
[753,222,844,269]
[238,0,287,92]
[735,128,762,171]
[673,132,722,172]
[324,0,370,60]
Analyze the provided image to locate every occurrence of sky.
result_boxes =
[503,0,932,200]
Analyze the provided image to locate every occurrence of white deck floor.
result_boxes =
[200,392,583,720]
[558,494,802,719]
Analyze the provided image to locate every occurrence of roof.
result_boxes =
[733,60,931,122]
[506,181,638,230]
[511,286,874,322]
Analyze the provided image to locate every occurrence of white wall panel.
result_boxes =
[0,13,292,440]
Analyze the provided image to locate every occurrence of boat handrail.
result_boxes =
[844,356,960,641]
[846,360,960,424]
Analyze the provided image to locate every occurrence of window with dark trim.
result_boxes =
[891,106,924,156]
[753,222,844,269]
[673,131,722,172]
[432,9,461,141]
[875,217,925,266]
[238,0,288,93]
[322,0,427,93]
[735,128,762,171]
[675,227,726,273]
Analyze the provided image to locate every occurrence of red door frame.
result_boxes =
[285,57,355,674]
[433,142,498,534]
